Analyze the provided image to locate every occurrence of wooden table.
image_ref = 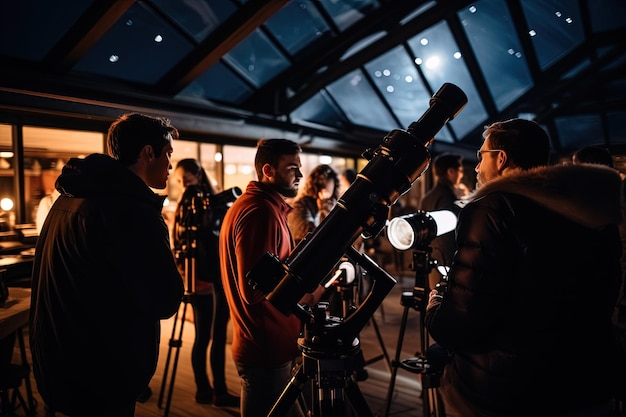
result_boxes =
[0,286,36,415]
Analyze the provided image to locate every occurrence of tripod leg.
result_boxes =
[344,377,374,417]
[318,388,348,417]
[364,314,391,372]
[428,387,445,417]
[157,305,181,408]
[158,300,189,417]
[268,362,309,417]
[382,304,411,417]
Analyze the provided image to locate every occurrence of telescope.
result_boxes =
[210,186,242,208]
[180,186,242,211]
[177,186,242,235]
[247,82,467,341]
[387,209,458,251]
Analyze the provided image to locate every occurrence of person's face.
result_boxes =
[317,179,335,201]
[446,165,464,186]
[174,166,200,189]
[146,134,173,189]
[475,136,502,188]
[266,153,303,198]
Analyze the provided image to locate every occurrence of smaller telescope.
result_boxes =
[387,210,457,251]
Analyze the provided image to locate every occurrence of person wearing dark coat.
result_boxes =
[30,113,184,417]
[425,118,625,417]
[420,153,465,290]
[171,158,239,407]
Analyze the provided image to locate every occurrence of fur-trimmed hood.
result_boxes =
[470,163,622,229]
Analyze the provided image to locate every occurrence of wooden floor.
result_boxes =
[17,272,434,417]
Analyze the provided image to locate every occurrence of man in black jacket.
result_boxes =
[30,113,184,417]
[425,118,625,416]
[420,153,465,290]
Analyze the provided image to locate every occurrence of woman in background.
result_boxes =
[173,159,239,407]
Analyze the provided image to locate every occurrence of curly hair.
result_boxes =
[300,164,339,200]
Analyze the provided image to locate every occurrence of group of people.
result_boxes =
[29,112,626,417]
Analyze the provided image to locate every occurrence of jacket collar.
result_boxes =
[470,163,623,229]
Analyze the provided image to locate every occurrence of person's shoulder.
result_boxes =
[462,191,516,223]
[231,192,277,217]
[292,195,315,208]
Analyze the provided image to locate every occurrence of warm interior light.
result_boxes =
[0,198,14,211]
[387,210,457,251]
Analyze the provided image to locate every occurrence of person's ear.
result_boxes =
[261,163,274,180]
[141,145,155,160]
[497,151,508,170]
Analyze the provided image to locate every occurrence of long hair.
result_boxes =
[175,158,217,195]
[300,164,340,201]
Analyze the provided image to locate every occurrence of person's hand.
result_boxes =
[426,288,443,311]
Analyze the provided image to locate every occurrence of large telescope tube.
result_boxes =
[254,83,468,316]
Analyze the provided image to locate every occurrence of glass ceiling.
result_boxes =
[0,0,625,159]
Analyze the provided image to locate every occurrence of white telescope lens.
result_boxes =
[387,217,414,251]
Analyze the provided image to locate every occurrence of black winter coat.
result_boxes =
[30,154,184,416]
[425,163,625,416]
[420,180,460,268]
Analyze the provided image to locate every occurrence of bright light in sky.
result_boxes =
[425,56,441,69]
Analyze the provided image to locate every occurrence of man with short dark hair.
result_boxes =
[30,113,184,417]
[426,118,625,416]
[420,152,465,289]
[220,138,325,417]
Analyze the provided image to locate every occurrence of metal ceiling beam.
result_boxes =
[157,0,290,94]
[244,0,431,113]
[273,0,475,115]
[533,44,626,120]
[446,13,498,117]
[43,0,135,73]
[458,39,626,156]
[506,0,542,82]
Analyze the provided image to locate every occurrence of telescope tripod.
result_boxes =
[157,291,192,417]
[383,248,445,417]
[268,303,374,417]
[158,207,198,417]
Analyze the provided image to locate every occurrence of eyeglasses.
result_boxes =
[476,149,501,162]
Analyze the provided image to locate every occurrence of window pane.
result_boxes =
[521,0,584,70]
[459,1,533,110]
[407,21,487,141]
[326,69,399,132]
[223,145,257,191]
[22,126,104,226]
